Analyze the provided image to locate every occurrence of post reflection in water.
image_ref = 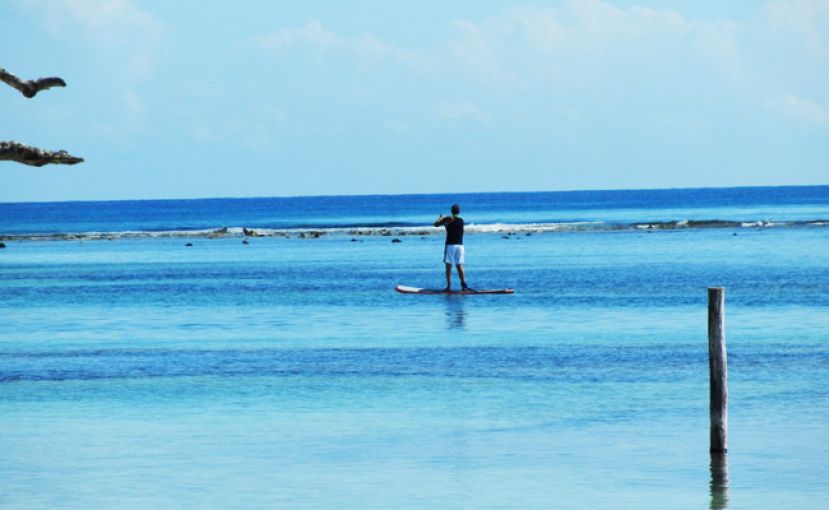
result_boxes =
[443,295,467,330]
[710,453,729,510]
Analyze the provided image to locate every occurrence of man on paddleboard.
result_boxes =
[434,204,469,291]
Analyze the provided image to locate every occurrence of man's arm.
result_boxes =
[434,214,453,227]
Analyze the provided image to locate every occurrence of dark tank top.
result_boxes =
[444,217,464,245]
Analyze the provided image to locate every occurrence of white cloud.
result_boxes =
[764,0,829,60]
[437,101,493,125]
[122,91,143,115]
[255,19,340,51]
[15,0,167,140]
[453,2,693,51]
[780,94,829,125]
[18,0,165,77]
[438,0,829,126]
[448,19,511,80]
[26,0,162,36]
[444,2,710,73]
[254,19,429,70]
[693,21,742,78]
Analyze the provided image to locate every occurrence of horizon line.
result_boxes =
[2,183,827,206]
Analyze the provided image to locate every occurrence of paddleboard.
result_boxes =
[395,285,514,295]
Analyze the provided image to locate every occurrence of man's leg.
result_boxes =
[456,264,467,289]
[445,263,452,290]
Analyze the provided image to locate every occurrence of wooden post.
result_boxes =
[709,452,729,510]
[708,287,728,453]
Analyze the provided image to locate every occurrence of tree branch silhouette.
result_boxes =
[1,67,84,167]
[1,68,66,98]
[0,141,84,167]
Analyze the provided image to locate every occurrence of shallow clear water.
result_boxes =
[1,189,828,508]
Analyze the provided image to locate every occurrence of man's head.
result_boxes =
[451,204,460,216]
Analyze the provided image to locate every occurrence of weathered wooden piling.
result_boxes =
[708,287,728,453]
[709,452,729,510]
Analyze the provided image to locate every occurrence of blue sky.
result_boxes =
[1,0,827,202]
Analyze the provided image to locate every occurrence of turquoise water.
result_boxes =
[1,188,828,508]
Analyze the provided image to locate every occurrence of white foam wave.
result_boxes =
[740,220,776,228]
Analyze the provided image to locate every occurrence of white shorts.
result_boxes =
[443,244,465,265]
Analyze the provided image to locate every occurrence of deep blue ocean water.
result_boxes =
[1,186,828,509]
[2,185,828,236]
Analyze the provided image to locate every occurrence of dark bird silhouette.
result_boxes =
[0,67,66,98]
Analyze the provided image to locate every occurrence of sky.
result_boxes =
[1,0,827,202]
